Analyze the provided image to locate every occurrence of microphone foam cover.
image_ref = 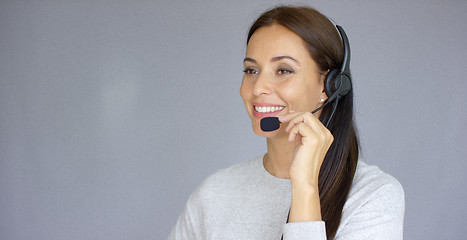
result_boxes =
[260,117,280,132]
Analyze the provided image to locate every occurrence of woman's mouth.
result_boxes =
[254,106,285,113]
[252,103,285,119]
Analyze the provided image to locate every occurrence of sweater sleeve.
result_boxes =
[168,190,205,240]
[168,196,197,240]
[283,221,326,240]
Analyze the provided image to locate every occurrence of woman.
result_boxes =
[169,6,404,240]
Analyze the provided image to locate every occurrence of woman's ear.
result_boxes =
[319,69,330,96]
[319,69,330,82]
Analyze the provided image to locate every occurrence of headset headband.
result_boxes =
[336,25,350,76]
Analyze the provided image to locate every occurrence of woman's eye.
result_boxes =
[243,68,259,75]
[277,69,294,75]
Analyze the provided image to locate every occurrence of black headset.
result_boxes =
[324,25,352,103]
[310,25,352,127]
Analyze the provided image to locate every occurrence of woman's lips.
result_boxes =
[252,103,285,119]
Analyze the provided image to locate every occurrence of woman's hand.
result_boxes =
[279,111,333,186]
[279,111,334,222]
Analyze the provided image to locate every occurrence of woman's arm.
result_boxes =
[280,112,333,223]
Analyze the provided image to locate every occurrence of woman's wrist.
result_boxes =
[289,173,319,189]
[289,182,322,222]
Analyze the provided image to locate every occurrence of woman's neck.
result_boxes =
[264,134,295,179]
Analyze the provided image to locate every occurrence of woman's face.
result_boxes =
[240,24,327,137]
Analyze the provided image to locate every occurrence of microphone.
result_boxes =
[260,117,281,132]
[259,100,332,132]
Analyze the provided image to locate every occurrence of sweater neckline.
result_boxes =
[257,154,291,184]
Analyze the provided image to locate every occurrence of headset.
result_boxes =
[310,25,352,127]
[325,25,352,105]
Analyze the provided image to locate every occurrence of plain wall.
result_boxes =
[1,0,466,239]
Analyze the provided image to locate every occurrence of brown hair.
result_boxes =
[247,6,359,239]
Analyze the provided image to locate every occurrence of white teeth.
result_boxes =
[254,106,285,113]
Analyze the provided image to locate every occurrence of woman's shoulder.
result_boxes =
[351,160,404,198]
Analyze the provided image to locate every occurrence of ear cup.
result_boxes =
[334,74,351,99]
[324,70,352,102]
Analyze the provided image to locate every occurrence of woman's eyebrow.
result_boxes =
[243,56,300,65]
[243,57,257,63]
[271,55,300,65]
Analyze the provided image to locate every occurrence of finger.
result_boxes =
[278,111,303,123]
[289,116,333,147]
[284,112,309,133]
[298,112,332,139]
[285,112,321,133]
[290,123,334,153]
[288,122,317,143]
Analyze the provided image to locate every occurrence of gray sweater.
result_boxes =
[169,156,405,239]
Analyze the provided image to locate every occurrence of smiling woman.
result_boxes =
[241,24,327,137]
[169,5,404,240]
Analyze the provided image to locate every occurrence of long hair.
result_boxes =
[247,6,359,239]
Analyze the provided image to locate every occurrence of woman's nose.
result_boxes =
[253,73,273,96]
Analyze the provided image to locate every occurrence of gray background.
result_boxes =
[1,0,466,239]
